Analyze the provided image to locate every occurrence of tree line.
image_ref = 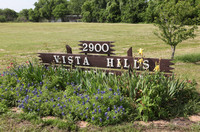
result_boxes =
[0,0,199,24]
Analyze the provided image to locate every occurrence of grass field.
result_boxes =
[0,22,200,131]
[0,22,200,91]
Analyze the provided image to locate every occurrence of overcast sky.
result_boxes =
[0,0,38,12]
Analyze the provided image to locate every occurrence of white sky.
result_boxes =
[0,0,38,12]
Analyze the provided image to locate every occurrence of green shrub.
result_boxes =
[174,53,200,63]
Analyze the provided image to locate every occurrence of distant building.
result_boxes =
[65,15,82,22]
[50,15,82,22]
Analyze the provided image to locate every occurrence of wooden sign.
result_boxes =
[38,41,174,75]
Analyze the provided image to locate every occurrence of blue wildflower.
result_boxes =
[107,107,110,111]
[99,118,102,122]
[118,108,120,112]
[92,117,94,120]
[114,105,116,110]
[105,112,108,116]
[107,116,109,120]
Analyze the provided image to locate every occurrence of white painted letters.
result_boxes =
[53,55,60,63]
[68,56,73,64]
[124,59,129,68]
[83,57,90,66]
[62,56,66,64]
[143,60,149,70]
[107,58,114,67]
[134,60,140,69]
[75,56,81,65]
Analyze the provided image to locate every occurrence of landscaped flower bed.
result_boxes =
[0,61,199,129]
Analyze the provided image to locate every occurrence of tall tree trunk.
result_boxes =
[171,45,176,60]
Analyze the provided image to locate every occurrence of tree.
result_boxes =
[81,1,94,22]
[121,0,148,23]
[18,9,29,22]
[106,1,121,23]
[53,3,69,21]
[0,15,6,22]
[154,0,198,59]
[69,0,86,15]
[2,8,18,21]
[28,8,41,22]
[34,0,69,21]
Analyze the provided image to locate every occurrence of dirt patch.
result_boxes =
[171,117,193,128]
[42,116,57,120]
[134,115,200,131]
[189,115,200,122]
[17,120,33,128]
[77,121,88,128]
[11,107,24,114]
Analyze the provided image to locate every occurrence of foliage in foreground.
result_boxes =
[0,61,199,129]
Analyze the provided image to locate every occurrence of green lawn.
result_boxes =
[0,22,200,91]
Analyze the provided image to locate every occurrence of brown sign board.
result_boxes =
[38,41,174,75]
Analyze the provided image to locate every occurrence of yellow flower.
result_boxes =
[117,61,121,67]
[138,48,144,56]
[18,77,21,80]
[137,58,144,65]
[154,63,160,72]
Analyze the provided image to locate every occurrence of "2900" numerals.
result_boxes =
[82,43,110,53]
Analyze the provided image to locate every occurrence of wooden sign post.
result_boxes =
[38,41,174,75]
